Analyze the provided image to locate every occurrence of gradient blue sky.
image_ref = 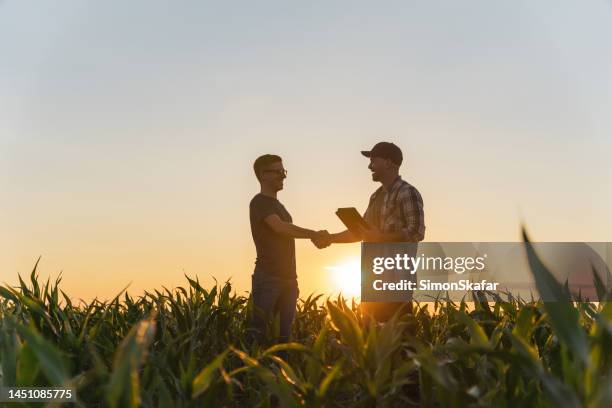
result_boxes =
[2,1,611,300]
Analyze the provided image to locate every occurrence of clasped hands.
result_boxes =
[311,230,331,249]
[310,225,384,249]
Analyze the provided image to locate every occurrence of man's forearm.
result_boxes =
[329,230,360,243]
[277,222,318,239]
[360,228,406,243]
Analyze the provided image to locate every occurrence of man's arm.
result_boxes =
[328,229,361,243]
[325,228,402,244]
[357,227,405,242]
[398,186,425,242]
[264,214,322,239]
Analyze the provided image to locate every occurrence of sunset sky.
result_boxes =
[2,1,611,301]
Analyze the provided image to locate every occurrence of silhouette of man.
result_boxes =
[249,154,329,344]
[315,142,425,322]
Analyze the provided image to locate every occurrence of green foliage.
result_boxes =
[1,235,611,407]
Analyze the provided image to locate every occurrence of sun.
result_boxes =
[324,257,361,299]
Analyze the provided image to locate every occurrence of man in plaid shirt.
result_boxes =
[321,142,425,321]
[362,165,425,244]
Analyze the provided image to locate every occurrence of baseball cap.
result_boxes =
[361,142,403,166]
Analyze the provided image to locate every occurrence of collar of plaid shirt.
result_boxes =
[368,175,405,231]
[382,175,403,193]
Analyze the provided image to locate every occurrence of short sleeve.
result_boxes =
[250,195,278,224]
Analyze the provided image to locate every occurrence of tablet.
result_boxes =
[335,207,370,234]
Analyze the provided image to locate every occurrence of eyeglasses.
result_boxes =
[263,169,288,177]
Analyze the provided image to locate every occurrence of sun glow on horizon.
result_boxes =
[325,257,361,299]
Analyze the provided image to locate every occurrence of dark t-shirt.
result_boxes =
[249,193,296,278]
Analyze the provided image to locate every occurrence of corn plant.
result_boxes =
[1,230,611,407]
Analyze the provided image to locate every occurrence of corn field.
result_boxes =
[1,234,611,407]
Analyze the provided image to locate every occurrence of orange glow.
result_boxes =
[325,257,361,299]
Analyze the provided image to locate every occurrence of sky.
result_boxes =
[1,1,611,301]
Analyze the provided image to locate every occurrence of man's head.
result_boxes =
[361,142,402,182]
[253,154,286,192]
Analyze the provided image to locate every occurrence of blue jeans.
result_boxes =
[250,273,299,344]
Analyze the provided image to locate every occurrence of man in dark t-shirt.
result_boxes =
[250,194,296,279]
[249,154,329,344]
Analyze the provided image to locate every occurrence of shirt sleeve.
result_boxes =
[398,186,425,242]
[250,196,278,224]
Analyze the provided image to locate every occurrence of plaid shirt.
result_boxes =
[363,176,425,242]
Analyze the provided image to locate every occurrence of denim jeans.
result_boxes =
[250,273,299,344]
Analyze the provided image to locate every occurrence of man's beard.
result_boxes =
[371,172,380,181]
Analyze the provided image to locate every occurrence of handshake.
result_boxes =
[310,230,332,249]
